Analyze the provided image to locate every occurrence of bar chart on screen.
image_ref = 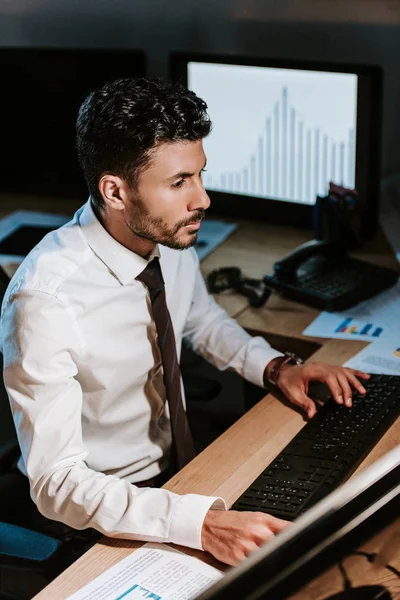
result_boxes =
[202,86,355,204]
[189,62,358,205]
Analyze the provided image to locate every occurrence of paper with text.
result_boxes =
[302,281,400,342]
[66,543,223,600]
[344,332,400,375]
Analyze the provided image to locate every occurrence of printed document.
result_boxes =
[66,543,223,600]
[302,281,400,342]
[344,332,400,375]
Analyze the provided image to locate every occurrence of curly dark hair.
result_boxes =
[76,77,212,209]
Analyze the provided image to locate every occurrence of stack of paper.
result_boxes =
[303,282,400,375]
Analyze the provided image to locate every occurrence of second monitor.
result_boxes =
[170,53,382,237]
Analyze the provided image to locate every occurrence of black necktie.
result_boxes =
[136,257,196,471]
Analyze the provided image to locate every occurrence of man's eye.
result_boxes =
[172,179,185,188]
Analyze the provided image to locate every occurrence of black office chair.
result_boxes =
[0,267,73,600]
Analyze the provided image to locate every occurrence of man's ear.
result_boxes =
[99,174,129,211]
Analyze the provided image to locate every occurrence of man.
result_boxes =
[0,78,369,567]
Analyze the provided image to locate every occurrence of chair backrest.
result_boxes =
[0,268,20,471]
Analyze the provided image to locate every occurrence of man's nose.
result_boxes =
[190,181,210,212]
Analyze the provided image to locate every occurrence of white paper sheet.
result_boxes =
[302,281,400,342]
[66,543,223,600]
[344,332,400,375]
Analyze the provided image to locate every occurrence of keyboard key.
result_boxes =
[262,484,276,492]
[290,498,303,506]
[267,493,281,502]
[303,483,317,491]
[297,491,310,498]
[247,490,268,500]
[240,498,260,508]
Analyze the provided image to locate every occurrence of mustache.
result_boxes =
[179,210,206,228]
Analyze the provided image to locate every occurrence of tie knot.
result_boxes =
[136,257,164,291]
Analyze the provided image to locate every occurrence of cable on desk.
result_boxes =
[335,550,399,595]
[338,559,352,591]
[353,551,400,579]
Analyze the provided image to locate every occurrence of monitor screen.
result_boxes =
[197,446,400,600]
[189,63,357,205]
[170,54,382,236]
[0,47,146,200]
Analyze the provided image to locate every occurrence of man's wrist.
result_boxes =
[170,495,226,550]
[264,352,303,387]
[264,356,283,386]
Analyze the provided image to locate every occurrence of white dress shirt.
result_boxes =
[0,199,283,550]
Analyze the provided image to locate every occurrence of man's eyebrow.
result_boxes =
[166,159,207,182]
[167,171,193,181]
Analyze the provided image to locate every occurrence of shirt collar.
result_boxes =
[78,198,161,285]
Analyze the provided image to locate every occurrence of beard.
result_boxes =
[124,195,205,251]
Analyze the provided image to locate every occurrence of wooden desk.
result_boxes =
[32,380,400,599]
[24,214,399,599]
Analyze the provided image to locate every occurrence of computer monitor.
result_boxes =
[170,53,383,238]
[0,47,146,200]
[197,446,400,600]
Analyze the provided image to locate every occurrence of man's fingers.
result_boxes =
[262,513,291,533]
[242,540,263,557]
[288,388,317,418]
[348,368,370,381]
[277,362,372,419]
[202,510,291,566]
[248,513,289,544]
[247,514,289,549]
[345,370,368,395]
[324,374,346,406]
[337,374,353,407]
[323,369,368,408]
[303,397,317,419]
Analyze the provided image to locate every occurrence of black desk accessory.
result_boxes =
[207,267,271,308]
[325,549,398,600]
[264,183,399,311]
[323,585,391,599]
[263,239,398,311]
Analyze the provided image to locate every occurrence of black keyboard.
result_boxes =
[232,374,400,520]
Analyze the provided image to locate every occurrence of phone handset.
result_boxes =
[273,240,345,282]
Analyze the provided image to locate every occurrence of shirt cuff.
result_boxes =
[169,494,227,550]
[244,337,284,388]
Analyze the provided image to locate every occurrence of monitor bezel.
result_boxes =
[197,446,400,600]
[170,53,383,237]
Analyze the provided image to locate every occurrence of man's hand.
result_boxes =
[270,360,370,418]
[201,509,290,566]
